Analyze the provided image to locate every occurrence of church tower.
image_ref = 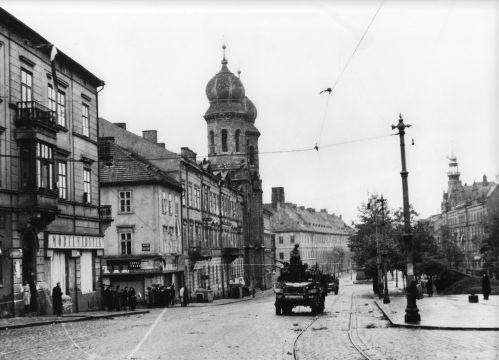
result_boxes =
[442,154,463,211]
[204,45,265,288]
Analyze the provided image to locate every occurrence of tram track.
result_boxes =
[347,291,373,360]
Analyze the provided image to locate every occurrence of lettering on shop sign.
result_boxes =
[48,234,104,249]
[142,243,150,252]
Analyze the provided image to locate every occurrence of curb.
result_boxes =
[0,310,149,331]
[373,301,499,331]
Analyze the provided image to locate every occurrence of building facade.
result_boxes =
[99,138,184,299]
[265,187,353,275]
[203,46,266,288]
[0,8,106,316]
[438,155,499,273]
[98,120,245,299]
[263,207,276,288]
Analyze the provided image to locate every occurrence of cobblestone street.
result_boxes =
[1,279,498,360]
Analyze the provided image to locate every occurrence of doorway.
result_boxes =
[22,228,38,312]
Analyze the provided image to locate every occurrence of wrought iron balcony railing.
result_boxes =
[16,101,57,125]
[99,205,112,221]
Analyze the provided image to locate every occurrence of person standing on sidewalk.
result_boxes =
[426,276,434,297]
[482,272,491,300]
[22,280,31,314]
[52,282,63,316]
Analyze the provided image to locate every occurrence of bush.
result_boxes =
[434,269,467,293]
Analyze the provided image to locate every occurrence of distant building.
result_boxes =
[439,155,499,273]
[99,138,183,299]
[264,187,353,274]
[0,8,106,316]
[98,120,245,299]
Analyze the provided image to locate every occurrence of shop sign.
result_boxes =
[48,234,104,249]
[142,243,151,252]
[8,248,23,259]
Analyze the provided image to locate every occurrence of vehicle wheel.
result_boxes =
[275,305,282,315]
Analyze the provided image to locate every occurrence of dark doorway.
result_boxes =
[22,228,38,312]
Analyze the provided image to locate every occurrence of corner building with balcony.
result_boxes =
[0,8,106,316]
[204,46,266,288]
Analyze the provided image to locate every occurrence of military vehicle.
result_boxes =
[274,245,328,315]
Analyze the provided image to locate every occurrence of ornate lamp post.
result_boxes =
[392,114,420,322]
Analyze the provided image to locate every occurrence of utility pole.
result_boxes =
[380,195,390,304]
[392,114,420,322]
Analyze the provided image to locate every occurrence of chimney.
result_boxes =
[339,214,342,220]
[114,122,126,130]
[483,174,488,185]
[320,209,327,213]
[271,187,285,210]
[157,142,166,149]
[181,147,197,163]
[142,130,158,143]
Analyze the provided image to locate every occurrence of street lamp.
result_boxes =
[392,114,420,322]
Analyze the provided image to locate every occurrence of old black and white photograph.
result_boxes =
[0,1,498,359]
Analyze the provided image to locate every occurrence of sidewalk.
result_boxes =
[375,293,499,330]
[0,309,150,331]
[0,288,275,331]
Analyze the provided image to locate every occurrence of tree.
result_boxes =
[480,216,499,272]
[440,225,465,269]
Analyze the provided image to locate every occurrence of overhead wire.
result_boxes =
[317,0,385,147]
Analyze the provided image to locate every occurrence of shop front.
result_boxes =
[46,233,104,313]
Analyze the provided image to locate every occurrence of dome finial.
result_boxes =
[221,44,228,65]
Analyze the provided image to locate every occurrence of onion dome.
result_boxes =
[205,45,245,104]
[242,96,257,122]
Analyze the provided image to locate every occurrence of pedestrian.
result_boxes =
[128,287,136,311]
[146,286,152,308]
[22,280,31,314]
[52,282,63,316]
[180,284,189,307]
[122,286,128,311]
[115,285,121,311]
[482,272,491,300]
[170,284,176,306]
[426,276,433,297]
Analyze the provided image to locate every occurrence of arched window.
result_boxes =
[235,130,241,152]
[209,131,215,154]
[249,146,255,165]
[221,130,228,152]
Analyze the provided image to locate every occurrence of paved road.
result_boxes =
[1,280,498,360]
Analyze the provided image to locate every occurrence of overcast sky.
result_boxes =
[4,0,498,224]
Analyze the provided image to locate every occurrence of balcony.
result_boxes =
[99,205,113,221]
[188,246,214,259]
[15,101,58,135]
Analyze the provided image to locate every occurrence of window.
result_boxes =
[235,130,240,152]
[36,143,55,190]
[0,240,2,286]
[83,169,91,203]
[279,236,283,244]
[249,146,255,165]
[194,187,200,209]
[181,180,186,206]
[279,252,284,260]
[188,183,193,207]
[169,194,173,215]
[209,131,215,154]
[48,84,57,113]
[57,162,67,199]
[119,191,132,213]
[120,232,132,255]
[221,129,228,152]
[21,69,32,103]
[162,191,167,214]
[57,90,66,127]
[82,104,90,137]
[175,196,179,217]
[290,235,295,244]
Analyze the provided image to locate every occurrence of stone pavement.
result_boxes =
[0,288,274,331]
[376,294,499,330]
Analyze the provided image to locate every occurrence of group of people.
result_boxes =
[145,284,176,308]
[103,285,137,311]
